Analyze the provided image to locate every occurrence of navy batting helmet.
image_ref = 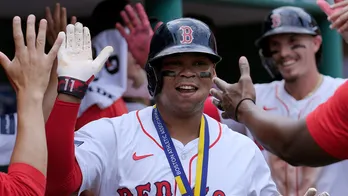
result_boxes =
[255,6,321,79]
[145,18,221,97]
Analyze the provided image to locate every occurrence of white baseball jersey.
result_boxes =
[74,106,278,195]
[251,75,348,196]
[0,113,17,166]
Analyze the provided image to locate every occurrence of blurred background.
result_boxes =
[0,0,344,114]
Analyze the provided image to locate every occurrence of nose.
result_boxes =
[179,67,196,78]
[279,45,292,58]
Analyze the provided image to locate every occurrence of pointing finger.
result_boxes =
[212,77,230,92]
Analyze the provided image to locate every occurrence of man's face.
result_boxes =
[157,53,216,114]
[268,33,322,82]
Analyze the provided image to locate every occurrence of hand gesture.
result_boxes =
[57,22,113,82]
[0,15,63,97]
[116,3,161,67]
[45,3,77,46]
[210,56,255,121]
[317,0,348,42]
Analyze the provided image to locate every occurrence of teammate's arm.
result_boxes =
[0,14,62,195]
[45,23,113,195]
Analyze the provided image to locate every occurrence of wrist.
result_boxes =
[57,76,88,99]
[236,99,256,124]
[17,90,44,102]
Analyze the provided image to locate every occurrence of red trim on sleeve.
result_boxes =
[45,99,82,195]
[0,163,45,195]
[306,81,348,160]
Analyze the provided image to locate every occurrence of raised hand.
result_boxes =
[116,3,162,67]
[57,22,113,99]
[209,56,255,121]
[317,0,348,42]
[45,3,77,46]
[0,15,63,97]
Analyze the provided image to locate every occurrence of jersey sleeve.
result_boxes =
[247,147,279,195]
[306,80,348,160]
[0,113,17,166]
[74,117,119,194]
[0,163,46,196]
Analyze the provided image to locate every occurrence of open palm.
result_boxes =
[57,23,113,82]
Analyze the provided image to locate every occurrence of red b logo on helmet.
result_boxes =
[179,26,194,44]
[271,14,281,28]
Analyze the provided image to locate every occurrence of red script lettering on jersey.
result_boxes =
[117,181,226,195]
[132,152,153,161]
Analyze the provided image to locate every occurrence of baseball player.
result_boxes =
[0,14,63,195]
[209,5,348,196]
[210,0,348,170]
[44,17,279,195]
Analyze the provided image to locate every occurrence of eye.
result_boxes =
[193,61,209,67]
[269,50,279,55]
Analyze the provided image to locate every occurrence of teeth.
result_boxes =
[179,85,195,90]
[282,60,296,66]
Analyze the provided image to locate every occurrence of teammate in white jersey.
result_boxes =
[207,6,347,196]
[44,14,278,195]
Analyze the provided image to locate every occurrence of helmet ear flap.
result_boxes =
[259,49,278,79]
[145,62,163,97]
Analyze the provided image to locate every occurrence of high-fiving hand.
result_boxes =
[209,56,256,122]
[0,15,63,97]
[317,0,348,42]
[116,3,162,67]
[57,22,113,82]
[45,3,77,46]
[56,22,113,99]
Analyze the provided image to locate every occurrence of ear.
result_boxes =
[313,35,322,53]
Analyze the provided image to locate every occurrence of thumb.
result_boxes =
[93,46,113,74]
[304,188,317,196]
[239,56,250,77]
[317,0,334,16]
[0,52,11,70]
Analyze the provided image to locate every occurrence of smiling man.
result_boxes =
[45,17,278,196]
[249,6,347,196]
[205,5,348,196]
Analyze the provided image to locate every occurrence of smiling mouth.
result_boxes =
[280,59,297,67]
[175,85,198,93]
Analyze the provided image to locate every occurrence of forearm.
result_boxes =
[46,95,82,194]
[10,92,47,175]
[238,100,305,162]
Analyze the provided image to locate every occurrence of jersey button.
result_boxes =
[181,154,187,160]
